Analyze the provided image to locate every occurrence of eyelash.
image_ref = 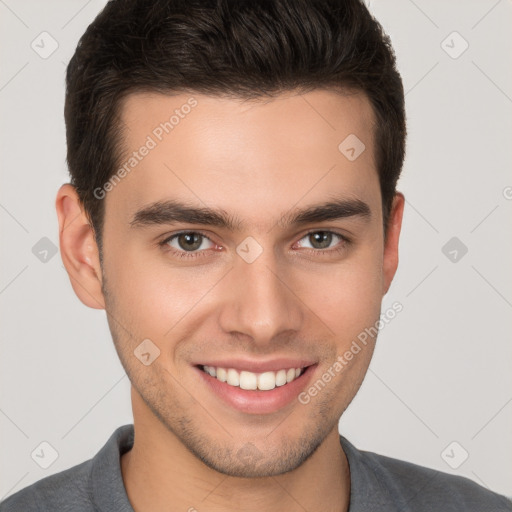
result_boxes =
[158,229,351,260]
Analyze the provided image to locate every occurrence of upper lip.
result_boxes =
[195,358,316,373]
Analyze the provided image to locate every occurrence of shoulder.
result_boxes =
[0,460,94,512]
[340,435,512,511]
[0,425,134,512]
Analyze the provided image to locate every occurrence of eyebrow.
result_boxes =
[129,196,371,231]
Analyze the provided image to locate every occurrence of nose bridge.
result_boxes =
[218,241,303,343]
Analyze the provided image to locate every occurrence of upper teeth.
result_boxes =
[202,365,303,391]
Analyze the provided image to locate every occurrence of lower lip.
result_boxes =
[195,365,317,415]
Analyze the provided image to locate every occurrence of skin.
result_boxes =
[56,89,404,512]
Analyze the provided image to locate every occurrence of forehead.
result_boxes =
[108,89,380,230]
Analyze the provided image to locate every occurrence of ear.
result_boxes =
[55,184,105,309]
[382,192,405,296]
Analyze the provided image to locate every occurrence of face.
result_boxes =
[59,89,403,478]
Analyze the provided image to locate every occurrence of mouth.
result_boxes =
[194,361,317,415]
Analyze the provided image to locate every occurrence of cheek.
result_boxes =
[303,247,383,337]
[105,247,224,338]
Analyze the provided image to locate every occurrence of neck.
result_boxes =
[121,399,350,512]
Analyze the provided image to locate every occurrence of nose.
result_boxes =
[217,244,304,347]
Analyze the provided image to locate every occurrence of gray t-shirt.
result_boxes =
[1,424,510,511]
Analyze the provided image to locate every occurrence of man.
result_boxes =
[1,0,510,510]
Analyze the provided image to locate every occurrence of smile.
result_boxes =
[201,365,305,391]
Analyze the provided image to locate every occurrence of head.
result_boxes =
[57,0,406,478]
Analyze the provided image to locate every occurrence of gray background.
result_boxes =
[1,0,511,501]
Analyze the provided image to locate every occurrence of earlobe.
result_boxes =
[382,192,405,296]
[55,184,106,310]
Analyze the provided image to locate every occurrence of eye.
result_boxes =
[159,231,216,258]
[295,230,349,254]
[158,229,350,260]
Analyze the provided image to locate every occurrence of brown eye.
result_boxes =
[175,232,204,251]
[308,231,333,249]
[293,230,351,257]
[159,231,216,259]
